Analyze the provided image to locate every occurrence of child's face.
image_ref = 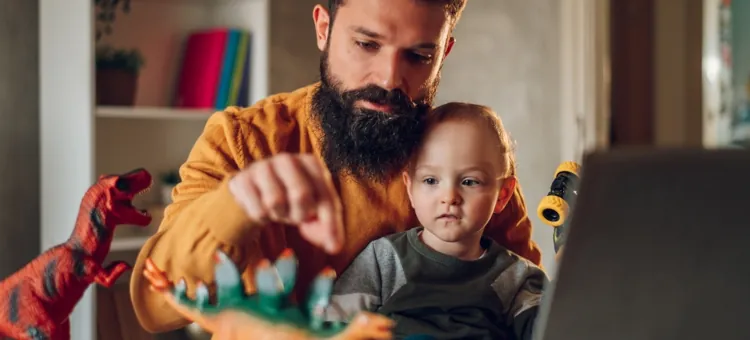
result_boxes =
[403,118,516,245]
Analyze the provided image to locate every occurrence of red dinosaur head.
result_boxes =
[95,168,153,227]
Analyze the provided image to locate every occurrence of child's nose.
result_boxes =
[441,187,462,205]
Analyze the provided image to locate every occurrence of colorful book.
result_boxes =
[236,38,251,107]
[227,31,250,107]
[213,29,241,110]
[173,28,229,108]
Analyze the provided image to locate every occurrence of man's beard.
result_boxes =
[311,50,439,183]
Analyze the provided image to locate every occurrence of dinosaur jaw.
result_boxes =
[121,198,152,226]
[115,168,153,226]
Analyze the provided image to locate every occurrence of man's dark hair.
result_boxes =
[327,0,467,29]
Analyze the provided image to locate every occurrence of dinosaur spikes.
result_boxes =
[164,251,353,338]
[305,266,338,329]
[309,267,336,297]
[318,266,337,279]
[255,259,282,295]
[274,249,298,295]
[255,258,286,312]
[278,248,294,259]
[195,282,210,310]
[213,250,245,307]
[256,258,271,269]
[173,278,188,303]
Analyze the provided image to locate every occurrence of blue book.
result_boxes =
[214,29,241,110]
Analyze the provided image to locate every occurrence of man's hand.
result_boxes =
[229,153,344,254]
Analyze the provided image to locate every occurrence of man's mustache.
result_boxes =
[341,85,417,113]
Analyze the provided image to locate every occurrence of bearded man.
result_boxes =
[130,0,543,333]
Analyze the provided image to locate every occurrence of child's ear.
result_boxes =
[402,171,415,208]
[493,176,517,214]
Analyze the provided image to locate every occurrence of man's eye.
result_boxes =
[356,41,379,51]
[407,52,433,64]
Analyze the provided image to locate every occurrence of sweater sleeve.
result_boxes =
[130,109,272,332]
[490,256,547,340]
[324,237,406,322]
[510,267,546,340]
[484,181,543,267]
[323,242,383,322]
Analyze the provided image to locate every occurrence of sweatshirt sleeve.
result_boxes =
[130,110,268,332]
[509,264,546,340]
[324,237,406,323]
[484,181,543,267]
[490,256,547,340]
[324,242,383,322]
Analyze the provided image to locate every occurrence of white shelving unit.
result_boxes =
[96,106,214,120]
[110,236,151,251]
[41,0,271,338]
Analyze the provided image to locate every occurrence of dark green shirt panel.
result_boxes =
[378,228,520,339]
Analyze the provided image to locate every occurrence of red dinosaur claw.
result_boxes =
[95,261,131,287]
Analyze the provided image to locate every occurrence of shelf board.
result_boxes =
[97,106,215,120]
[111,236,151,251]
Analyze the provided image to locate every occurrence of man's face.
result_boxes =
[311,0,456,182]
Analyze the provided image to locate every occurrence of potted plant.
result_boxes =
[94,0,145,106]
[159,170,181,205]
[96,46,145,106]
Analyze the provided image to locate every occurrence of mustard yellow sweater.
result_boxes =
[130,83,542,332]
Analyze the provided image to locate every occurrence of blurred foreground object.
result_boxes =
[144,248,395,340]
[533,149,750,340]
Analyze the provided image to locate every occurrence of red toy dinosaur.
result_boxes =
[0,168,153,340]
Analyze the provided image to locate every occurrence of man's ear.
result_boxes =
[402,171,415,208]
[444,36,456,57]
[493,176,517,214]
[312,5,331,51]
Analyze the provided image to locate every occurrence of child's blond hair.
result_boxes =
[415,102,517,178]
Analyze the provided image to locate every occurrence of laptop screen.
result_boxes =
[534,148,750,340]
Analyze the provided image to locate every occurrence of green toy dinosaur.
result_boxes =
[168,248,349,338]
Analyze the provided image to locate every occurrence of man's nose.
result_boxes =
[377,52,405,91]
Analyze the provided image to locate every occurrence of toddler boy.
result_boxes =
[323,102,548,340]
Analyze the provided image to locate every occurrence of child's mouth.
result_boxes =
[437,214,460,221]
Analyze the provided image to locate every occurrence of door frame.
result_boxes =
[559,0,611,163]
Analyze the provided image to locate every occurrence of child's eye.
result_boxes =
[462,179,480,186]
[423,177,438,185]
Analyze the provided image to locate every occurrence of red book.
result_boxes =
[174,28,229,108]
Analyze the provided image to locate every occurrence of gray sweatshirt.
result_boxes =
[323,227,548,340]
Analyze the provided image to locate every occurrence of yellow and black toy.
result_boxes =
[537,161,581,253]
